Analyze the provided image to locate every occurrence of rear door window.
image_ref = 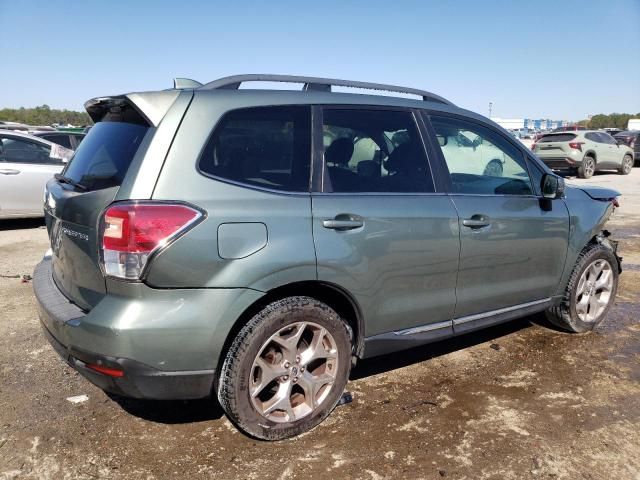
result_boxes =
[598,132,617,145]
[43,134,73,149]
[0,136,59,165]
[321,108,434,193]
[199,106,311,192]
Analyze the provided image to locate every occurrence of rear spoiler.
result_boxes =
[84,90,182,127]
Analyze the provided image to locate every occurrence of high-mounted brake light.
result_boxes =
[100,203,203,280]
[568,141,584,151]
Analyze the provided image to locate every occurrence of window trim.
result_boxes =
[422,111,541,197]
[196,105,313,195]
[316,105,437,195]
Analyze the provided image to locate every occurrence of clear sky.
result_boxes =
[1,0,639,120]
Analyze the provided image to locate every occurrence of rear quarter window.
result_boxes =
[538,134,576,143]
[199,106,311,192]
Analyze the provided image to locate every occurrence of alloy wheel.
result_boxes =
[249,321,339,423]
[574,259,614,322]
[583,158,595,177]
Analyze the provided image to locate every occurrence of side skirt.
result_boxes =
[362,297,558,359]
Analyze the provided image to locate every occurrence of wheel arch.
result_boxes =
[215,280,365,386]
[583,150,597,161]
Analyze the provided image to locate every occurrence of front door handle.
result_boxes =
[323,215,364,231]
[0,169,20,175]
[462,215,490,229]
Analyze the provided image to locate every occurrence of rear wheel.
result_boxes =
[546,243,618,333]
[619,154,633,175]
[217,296,352,440]
[578,156,595,179]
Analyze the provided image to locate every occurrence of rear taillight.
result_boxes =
[86,363,124,377]
[568,141,584,151]
[100,203,203,280]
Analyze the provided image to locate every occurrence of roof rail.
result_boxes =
[198,74,454,105]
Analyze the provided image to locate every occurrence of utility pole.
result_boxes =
[488,102,493,118]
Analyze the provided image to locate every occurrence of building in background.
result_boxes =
[491,117,569,131]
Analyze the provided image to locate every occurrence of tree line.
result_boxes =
[578,112,640,130]
[0,105,92,127]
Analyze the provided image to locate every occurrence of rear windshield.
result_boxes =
[63,120,148,190]
[539,134,577,143]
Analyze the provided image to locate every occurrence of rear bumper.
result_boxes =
[39,318,215,399]
[538,157,579,171]
[33,256,263,400]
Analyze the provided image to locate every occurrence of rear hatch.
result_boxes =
[44,99,155,311]
[533,133,577,156]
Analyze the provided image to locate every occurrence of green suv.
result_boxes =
[533,130,634,178]
[34,75,622,440]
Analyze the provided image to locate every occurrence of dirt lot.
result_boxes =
[1,170,639,480]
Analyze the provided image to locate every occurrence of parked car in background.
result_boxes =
[628,119,640,130]
[35,74,623,440]
[33,131,85,150]
[0,121,29,132]
[603,128,623,136]
[532,130,634,178]
[552,125,587,132]
[28,126,57,133]
[0,131,72,218]
[613,130,640,165]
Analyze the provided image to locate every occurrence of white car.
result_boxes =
[0,130,73,219]
[438,130,524,178]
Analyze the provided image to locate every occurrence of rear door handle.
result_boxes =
[462,215,490,229]
[323,216,364,231]
[0,169,20,175]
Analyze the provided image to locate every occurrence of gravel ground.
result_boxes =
[1,170,639,480]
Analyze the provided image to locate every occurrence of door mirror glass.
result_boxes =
[541,173,564,199]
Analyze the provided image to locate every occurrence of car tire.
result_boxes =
[545,243,618,333]
[618,154,633,175]
[577,156,595,179]
[217,296,352,440]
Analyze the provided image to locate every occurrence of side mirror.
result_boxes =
[541,173,565,199]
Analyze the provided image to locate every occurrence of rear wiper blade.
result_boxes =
[54,173,87,191]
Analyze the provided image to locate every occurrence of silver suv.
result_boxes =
[533,130,634,178]
[34,75,622,440]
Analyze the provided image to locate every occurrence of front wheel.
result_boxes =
[546,243,618,333]
[217,296,352,440]
[577,156,595,179]
[619,154,633,175]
